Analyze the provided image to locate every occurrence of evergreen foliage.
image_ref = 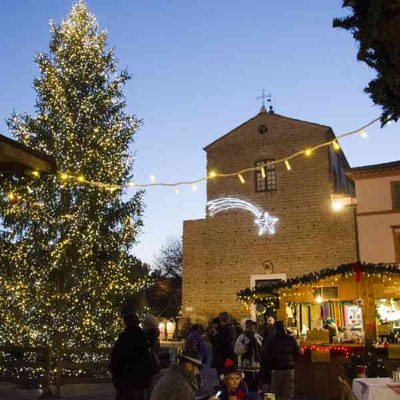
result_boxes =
[333,0,400,124]
[0,1,147,347]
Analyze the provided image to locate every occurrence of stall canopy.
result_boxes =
[237,262,400,307]
[0,133,56,175]
[238,262,400,340]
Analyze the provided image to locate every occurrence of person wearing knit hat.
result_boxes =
[211,359,248,400]
[141,314,161,394]
[142,314,159,331]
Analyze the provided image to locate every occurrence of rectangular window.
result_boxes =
[255,160,276,192]
[312,286,339,301]
[395,230,400,263]
[392,181,400,211]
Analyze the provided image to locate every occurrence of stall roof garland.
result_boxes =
[237,263,400,306]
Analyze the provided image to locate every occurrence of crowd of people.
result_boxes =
[108,307,301,400]
[207,312,300,400]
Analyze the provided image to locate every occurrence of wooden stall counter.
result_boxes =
[295,344,400,400]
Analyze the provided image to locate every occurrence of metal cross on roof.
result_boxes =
[256,89,273,113]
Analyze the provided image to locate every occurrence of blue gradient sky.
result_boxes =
[0,1,398,264]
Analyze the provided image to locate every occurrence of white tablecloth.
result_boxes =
[353,378,400,400]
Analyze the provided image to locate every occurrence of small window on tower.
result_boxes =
[257,125,268,135]
[394,228,400,263]
[255,160,276,192]
[392,181,400,210]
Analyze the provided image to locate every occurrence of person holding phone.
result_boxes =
[210,359,248,400]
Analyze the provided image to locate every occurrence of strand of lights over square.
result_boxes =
[53,116,383,191]
[9,116,389,197]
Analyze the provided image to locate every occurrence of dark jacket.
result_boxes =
[213,324,236,371]
[185,330,207,363]
[150,362,197,400]
[261,329,299,371]
[109,325,152,389]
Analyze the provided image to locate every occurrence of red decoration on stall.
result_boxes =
[300,344,365,358]
[352,262,364,283]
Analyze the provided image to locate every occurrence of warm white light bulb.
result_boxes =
[359,129,368,139]
[331,199,344,212]
[333,141,340,151]
[305,148,312,157]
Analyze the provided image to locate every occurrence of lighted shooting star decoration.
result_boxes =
[207,198,279,235]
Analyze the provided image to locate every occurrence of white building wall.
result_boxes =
[355,173,400,263]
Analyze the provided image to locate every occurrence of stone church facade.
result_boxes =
[182,108,357,322]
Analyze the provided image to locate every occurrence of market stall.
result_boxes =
[238,263,400,400]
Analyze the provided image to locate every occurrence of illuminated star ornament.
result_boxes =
[207,198,279,235]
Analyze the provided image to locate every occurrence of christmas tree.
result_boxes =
[0,1,147,348]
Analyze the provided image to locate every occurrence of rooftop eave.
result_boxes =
[0,134,57,175]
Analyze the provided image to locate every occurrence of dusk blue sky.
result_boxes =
[0,1,398,265]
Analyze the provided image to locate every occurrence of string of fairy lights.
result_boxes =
[7,116,388,202]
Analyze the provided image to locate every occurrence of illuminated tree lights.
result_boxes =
[0,1,148,348]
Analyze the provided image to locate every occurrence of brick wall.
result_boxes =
[182,111,357,322]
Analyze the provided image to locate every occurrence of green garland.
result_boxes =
[237,262,400,307]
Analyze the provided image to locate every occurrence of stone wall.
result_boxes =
[182,111,357,322]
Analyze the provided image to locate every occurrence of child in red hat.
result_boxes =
[212,359,248,400]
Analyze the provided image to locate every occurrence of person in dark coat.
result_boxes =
[142,314,162,393]
[185,324,207,363]
[261,321,300,400]
[209,317,220,369]
[213,313,237,379]
[150,348,203,400]
[109,309,152,400]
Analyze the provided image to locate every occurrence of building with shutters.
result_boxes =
[348,160,400,265]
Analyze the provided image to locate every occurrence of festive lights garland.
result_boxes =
[5,116,384,198]
[54,116,382,190]
[238,263,400,306]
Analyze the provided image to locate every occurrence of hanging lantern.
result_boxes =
[158,320,166,341]
[166,318,176,340]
